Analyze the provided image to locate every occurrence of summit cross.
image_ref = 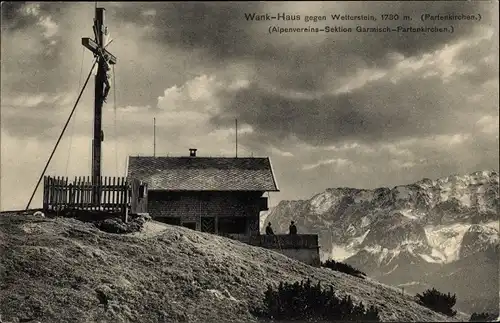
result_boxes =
[82,7,117,203]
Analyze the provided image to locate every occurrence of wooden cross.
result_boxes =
[81,7,117,203]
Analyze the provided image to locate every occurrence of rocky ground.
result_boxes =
[0,214,460,323]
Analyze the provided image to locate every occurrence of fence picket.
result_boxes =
[75,176,80,208]
[83,176,87,209]
[123,177,128,213]
[116,177,120,211]
[48,177,52,210]
[101,176,105,210]
[77,177,80,206]
[100,177,103,210]
[82,176,85,209]
[52,176,57,211]
[121,177,127,210]
[71,176,77,206]
[109,176,116,210]
[52,176,56,210]
[64,177,69,208]
[86,176,90,209]
[54,176,59,211]
[43,177,47,210]
[42,176,130,216]
[105,176,109,209]
[106,176,110,210]
[81,176,85,207]
[57,176,61,211]
[104,176,108,210]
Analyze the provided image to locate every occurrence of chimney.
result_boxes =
[189,148,197,157]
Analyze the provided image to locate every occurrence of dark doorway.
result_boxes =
[157,217,181,226]
[218,217,246,234]
[201,217,216,233]
[182,222,197,230]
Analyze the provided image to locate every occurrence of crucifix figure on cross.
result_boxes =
[81,7,118,200]
[82,9,117,105]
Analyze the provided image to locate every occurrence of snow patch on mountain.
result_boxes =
[419,252,445,263]
[485,221,499,231]
[361,216,371,228]
[422,221,499,263]
[310,191,340,214]
[384,264,399,276]
[362,245,398,265]
[353,230,371,246]
[424,223,472,263]
[361,238,429,266]
[329,245,358,261]
[346,224,356,235]
[457,194,472,207]
[327,230,371,261]
[399,209,420,220]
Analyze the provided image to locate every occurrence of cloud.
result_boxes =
[111,1,496,93]
[476,115,500,135]
[270,147,294,158]
[141,9,156,17]
[0,127,138,210]
[303,158,352,171]
[216,28,497,147]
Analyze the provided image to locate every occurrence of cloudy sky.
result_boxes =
[1,1,498,211]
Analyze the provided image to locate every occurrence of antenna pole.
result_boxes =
[153,117,156,157]
[235,118,238,158]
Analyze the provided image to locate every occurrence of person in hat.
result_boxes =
[289,221,297,235]
[265,222,274,235]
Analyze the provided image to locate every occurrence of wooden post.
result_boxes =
[76,177,81,208]
[104,176,108,210]
[124,177,129,222]
[82,7,117,204]
[112,177,116,210]
[42,176,47,210]
[122,177,126,214]
[64,177,69,209]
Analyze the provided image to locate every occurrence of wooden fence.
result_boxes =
[43,176,129,214]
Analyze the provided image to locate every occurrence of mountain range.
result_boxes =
[263,170,499,315]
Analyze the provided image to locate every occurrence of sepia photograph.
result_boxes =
[1,1,498,322]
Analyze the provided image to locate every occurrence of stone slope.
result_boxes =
[0,215,455,323]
